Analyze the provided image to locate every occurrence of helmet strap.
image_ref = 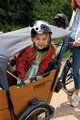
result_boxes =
[34,43,50,52]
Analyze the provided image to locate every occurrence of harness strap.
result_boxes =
[6,91,16,120]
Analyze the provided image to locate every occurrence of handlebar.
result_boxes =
[67,42,74,49]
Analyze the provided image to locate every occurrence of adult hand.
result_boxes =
[71,40,80,47]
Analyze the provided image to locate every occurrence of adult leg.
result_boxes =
[71,47,80,107]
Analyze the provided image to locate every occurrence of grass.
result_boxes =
[52,38,70,61]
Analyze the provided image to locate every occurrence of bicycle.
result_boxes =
[0,24,71,120]
[57,41,75,96]
[54,13,75,96]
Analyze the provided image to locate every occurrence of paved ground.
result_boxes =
[50,62,80,120]
[50,89,80,120]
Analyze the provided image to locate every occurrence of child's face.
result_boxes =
[32,33,50,50]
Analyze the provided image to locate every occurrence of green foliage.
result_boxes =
[0,0,72,32]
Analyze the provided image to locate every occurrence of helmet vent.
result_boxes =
[43,25,45,28]
[36,27,38,30]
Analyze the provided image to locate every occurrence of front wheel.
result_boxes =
[25,106,50,120]
[17,99,55,120]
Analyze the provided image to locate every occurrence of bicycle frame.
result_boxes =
[57,40,75,96]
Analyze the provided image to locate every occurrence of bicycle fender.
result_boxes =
[16,98,55,120]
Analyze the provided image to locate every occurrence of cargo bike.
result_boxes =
[0,25,70,120]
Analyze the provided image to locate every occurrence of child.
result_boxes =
[16,20,57,85]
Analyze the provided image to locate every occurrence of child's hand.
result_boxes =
[24,79,30,84]
[36,76,43,80]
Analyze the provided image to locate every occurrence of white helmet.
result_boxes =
[31,20,52,37]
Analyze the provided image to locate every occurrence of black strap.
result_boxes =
[6,91,16,120]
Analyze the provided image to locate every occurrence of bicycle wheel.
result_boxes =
[62,62,75,95]
[17,103,54,120]
[25,106,50,120]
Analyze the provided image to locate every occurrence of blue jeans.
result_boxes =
[72,47,80,90]
[57,36,80,90]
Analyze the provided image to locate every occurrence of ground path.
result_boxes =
[50,89,80,120]
[50,62,80,120]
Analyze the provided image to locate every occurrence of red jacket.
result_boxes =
[16,44,56,80]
